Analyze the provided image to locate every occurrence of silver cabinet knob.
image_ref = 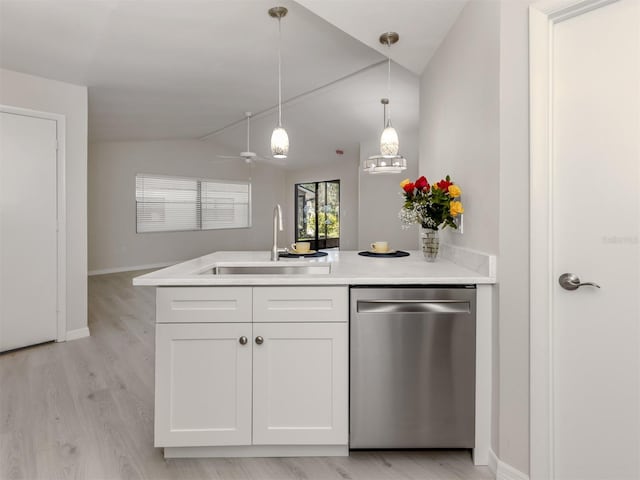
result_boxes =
[239,336,248,345]
[255,336,264,345]
[559,273,601,291]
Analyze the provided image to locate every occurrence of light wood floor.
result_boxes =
[0,270,494,480]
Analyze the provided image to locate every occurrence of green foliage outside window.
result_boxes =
[295,180,340,248]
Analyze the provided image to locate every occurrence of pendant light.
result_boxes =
[269,6,289,159]
[364,32,407,174]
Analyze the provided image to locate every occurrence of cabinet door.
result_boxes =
[155,323,252,447]
[252,323,348,445]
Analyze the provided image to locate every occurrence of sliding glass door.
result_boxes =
[295,180,340,250]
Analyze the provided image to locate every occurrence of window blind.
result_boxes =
[201,180,250,230]
[135,174,251,233]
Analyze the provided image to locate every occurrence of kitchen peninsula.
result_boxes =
[133,248,496,465]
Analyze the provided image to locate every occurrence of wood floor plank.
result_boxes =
[0,269,494,480]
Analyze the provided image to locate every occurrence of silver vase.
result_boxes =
[421,228,439,262]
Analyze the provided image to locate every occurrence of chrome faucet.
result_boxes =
[271,204,286,261]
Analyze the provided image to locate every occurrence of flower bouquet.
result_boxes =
[399,175,463,260]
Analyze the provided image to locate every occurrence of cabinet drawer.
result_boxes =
[157,287,252,323]
[253,286,348,323]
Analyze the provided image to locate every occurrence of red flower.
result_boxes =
[436,179,452,191]
[415,176,429,191]
[402,182,415,194]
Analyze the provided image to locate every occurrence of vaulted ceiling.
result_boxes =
[0,0,466,169]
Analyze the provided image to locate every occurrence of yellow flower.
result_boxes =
[400,178,411,188]
[448,184,462,197]
[450,201,464,217]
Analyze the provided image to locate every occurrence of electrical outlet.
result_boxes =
[454,214,464,234]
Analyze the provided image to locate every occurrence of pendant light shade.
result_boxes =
[363,99,406,174]
[363,154,407,174]
[271,126,289,158]
[380,122,399,156]
[269,6,289,159]
[364,32,406,174]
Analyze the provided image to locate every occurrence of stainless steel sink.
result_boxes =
[202,264,331,275]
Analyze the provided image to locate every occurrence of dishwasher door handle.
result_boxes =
[356,299,471,314]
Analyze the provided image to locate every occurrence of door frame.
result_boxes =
[1,105,67,342]
[293,179,340,250]
[529,1,619,478]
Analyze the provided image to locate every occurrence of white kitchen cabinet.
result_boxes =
[252,322,348,445]
[155,322,252,447]
[154,285,349,456]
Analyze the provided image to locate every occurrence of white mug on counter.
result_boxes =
[290,242,311,253]
[370,241,390,253]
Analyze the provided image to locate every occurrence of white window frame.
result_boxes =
[135,173,252,234]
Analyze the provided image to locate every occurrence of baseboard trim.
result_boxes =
[88,262,174,276]
[163,444,348,458]
[489,448,499,476]
[65,327,90,341]
[489,449,529,480]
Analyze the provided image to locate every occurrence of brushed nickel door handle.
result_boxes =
[559,273,601,291]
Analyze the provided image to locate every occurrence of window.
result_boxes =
[136,174,250,233]
[295,180,340,249]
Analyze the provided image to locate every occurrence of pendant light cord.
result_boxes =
[246,114,251,150]
[278,17,283,127]
[386,43,392,125]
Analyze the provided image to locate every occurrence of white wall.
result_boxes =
[0,68,88,335]
[88,140,287,272]
[284,156,359,250]
[418,0,532,475]
[419,1,500,254]
[358,132,419,251]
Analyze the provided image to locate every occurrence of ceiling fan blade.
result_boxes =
[216,154,243,160]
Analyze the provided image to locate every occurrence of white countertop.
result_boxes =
[132,249,496,286]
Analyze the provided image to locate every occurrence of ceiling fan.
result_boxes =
[216,112,265,164]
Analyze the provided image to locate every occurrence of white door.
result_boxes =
[252,322,348,445]
[0,111,59,352]
[154,323,253,447]
[531,0,639,478]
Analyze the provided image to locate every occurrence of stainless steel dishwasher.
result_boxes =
[350,286,476,449]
